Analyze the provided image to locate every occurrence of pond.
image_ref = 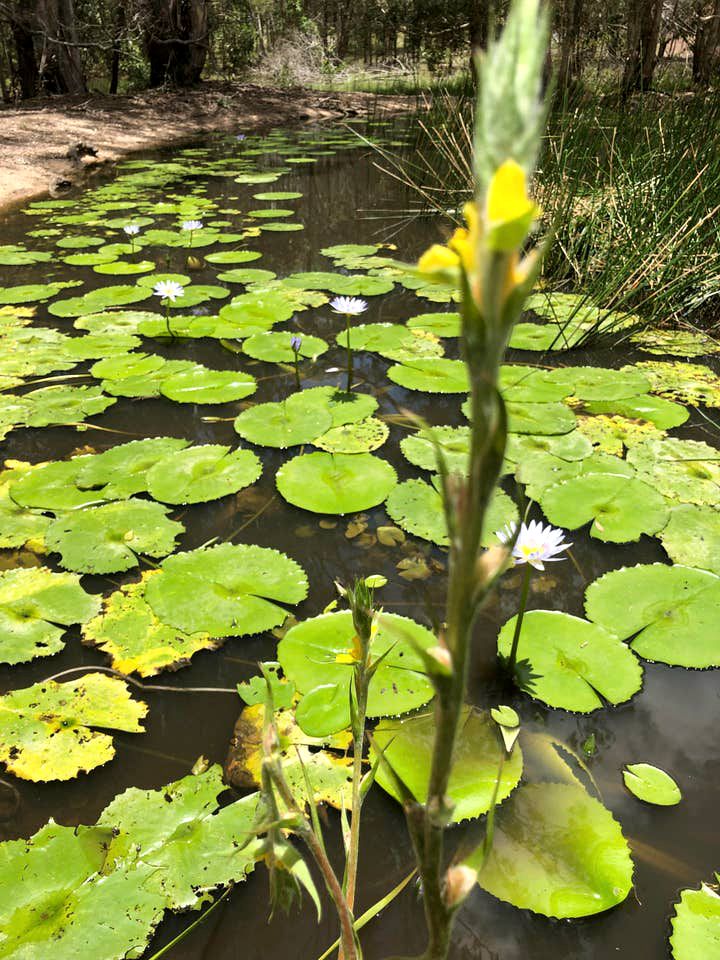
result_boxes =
[0,116,718,960]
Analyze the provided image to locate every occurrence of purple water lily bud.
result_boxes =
[290,334,303,353]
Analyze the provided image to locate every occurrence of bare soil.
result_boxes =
[0,83,412,213]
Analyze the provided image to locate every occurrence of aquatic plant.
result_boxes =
[330,296,368,392]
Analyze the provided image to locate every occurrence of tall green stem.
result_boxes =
[507,563,532,675]
[345,671,368,914]
[345,315,353,392]
[164,303,174,338]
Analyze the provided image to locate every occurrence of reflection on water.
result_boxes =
[0,119,718,960]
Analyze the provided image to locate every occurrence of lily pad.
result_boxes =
[585,563,720,668]
[388,358,469,393]
[538,474,670,542]
[276,452,397,514]
[45,500,184,574]
[286,272,394,296]
[9,458,104,511]
[497,610,643,712]
[0,673,146,781]
[659,505,720,575]
[623,763,681,805]
[277,611,435,735]
[372,708,523,822]
[0,567,100,666]
[627,360,720,408]
[242,331,328,362]
[516,450,633,500]
[336,323,443,362]
[585,394,689,429]
[565,366,650,401]
[146,444,262,504]
[406,312,461,337]
[144,543,308,638]
[298,387,378,426]
[577,414,665,456]
[75,437,190,499]
[505,400,577,435]
[83,573,219,677]
[500,365,575,403]
[401,425,470,474]
[627,438,720,506]
[234,394,332,448]
[670,882,720,959]
[160,366,257,403]
[466,782,633,918]
[312,417,389,454]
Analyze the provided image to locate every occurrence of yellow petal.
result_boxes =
[417,243,460,274]
[487,160,535,225]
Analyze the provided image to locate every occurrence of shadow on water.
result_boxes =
[0,118,718,959]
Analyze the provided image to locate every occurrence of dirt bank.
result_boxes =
[0,83,413,214]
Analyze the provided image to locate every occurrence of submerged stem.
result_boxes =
[345,315,353,392]
[507,563,532,675]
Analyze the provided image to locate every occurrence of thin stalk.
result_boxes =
[507,563,531,675]
[344,670,369,914]
[164,302,175,339]
[345,315,353,392]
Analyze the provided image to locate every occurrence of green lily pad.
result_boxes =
[298,387,378,426]
[371,708,523,822]
[670,882,720,959]
[585,563,720,668]
[585,393,689,429]
[144,543,308,638]
[234,395,332,448]
[505,430,594,463]
[48,285,150,318]
[0,673,146,781]
[286,272,393,296]
[401,425,470,474]
[9,458,105,511]
[75,437,190,499]
[466,783,633,918]
[93,260,156,276]
[0,567,100,665]
[388,358,469,393]
[623,763,681,805]
[577,414,665,456]
[659,505,720,575]
[632,328,720,358]
[538,474,670,542]
[146,444,262,504]
[278,611,435,736]
[0,281,83,305]
[516,450,633,500]
[336,323,443,362]
[83,573,219,677]
[45,500,184,574]
[312,417,389,454]
[204,249,262,264]
[627,360,720,408]
[242,331,328,362]
[498,610,643,712]
[22,385,116,428]
[565,366,650,401]
[216,268,277,285]
[160,366,257,403]
[500,365,575,403]
[505,400,577,435]
[627,438,720,506]
[276,452,397,514]
[385,478,517,547]
[406,312,461,337]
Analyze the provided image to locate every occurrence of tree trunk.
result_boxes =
[622,0,663,98]
[468,0,489,79]
[35,0,87,94]
[10,15,39,99]
[693,0,720,84]
[557,0,585,93]
[109,3,125,95]
[143,0,209,88]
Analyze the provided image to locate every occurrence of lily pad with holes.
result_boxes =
[388,358,469,393]
[400,426,470,474]
[146,444,262,504]
[0,567,100,665]
[82,573,219,677]
[538,474,670,542]
[385,478,517,548]
[577,414,665,456]
[670,882,720,959]
[242,331,327,362]
[585,394,689,429]
[312,417,389,454]
[0,673,146,781]
[626,360,720,408]
[627,438,720,506]
[45,500,184,574]
[144,543,308,638]
[585,563,720,668]
[75,437,190,499]
[623,763,681,805]
[278,611,435,736]
[160,366,257,404]
[233,395,332,448]
[371,708,523,822]
[465,782,633,918]
[659,505,720,575]
[497,610,643,712]
[276,452,397,514]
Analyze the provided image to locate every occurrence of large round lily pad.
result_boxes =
[400,426,470,474]
[565,366,650,401]
[234,395,332,448]
[276,452,397,514]
[585,394,689,429]
[466,782,634,919]
[160,367,257,404]
[372,708,523,822]
[585,563,720,668]
[298,387,378,426]
[0,567,100,666]
[505,400,577,435]
[538,473,670,542]
[312,417,389,454]
[144,543,308,638]
[627,438,720,506]
[146,445,261,504]
[388,358,469,393]
[75,437,190,500]
[497,610,643,712]
[500,365,575,403]
[670,882,720,960]
[242,331,327,363]
[336,323,443,362]
[45,500,184,574]
[278,611,435,736]
[659,505,720,576]
[9,458,103,511]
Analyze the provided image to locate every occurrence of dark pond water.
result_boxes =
[0,116,718,960]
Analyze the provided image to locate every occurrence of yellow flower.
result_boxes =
[418,243,460,274]
[485,160,539,253]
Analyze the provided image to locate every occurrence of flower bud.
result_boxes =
[445,865,478,908]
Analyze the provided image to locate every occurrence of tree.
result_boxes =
[622,0,663,97]
[557,0,584,92]
[142,0,209,86]
[693,0,720,83]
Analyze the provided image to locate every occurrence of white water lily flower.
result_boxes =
[123,224,141,235]
[496,520,572,571]
[330,296,368,315]
[153,280,185,302]
[181,220,204,231]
